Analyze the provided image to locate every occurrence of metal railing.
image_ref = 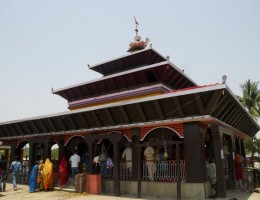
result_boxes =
[100,160,186,182]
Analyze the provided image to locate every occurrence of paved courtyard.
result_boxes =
[0,183,260,200]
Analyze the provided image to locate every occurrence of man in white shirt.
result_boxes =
[122,144,132,174]
[69,149,81,182]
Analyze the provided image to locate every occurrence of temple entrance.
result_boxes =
[141,127,185,182]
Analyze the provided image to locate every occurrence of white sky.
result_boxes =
[0,1,260,136]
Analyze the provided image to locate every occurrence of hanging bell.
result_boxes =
[163,150,168,159]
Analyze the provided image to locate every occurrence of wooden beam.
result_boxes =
[214,100,230,118]
[173,97,184,118]
[21,122,33,135]
[0,126,7,137]
[204,91,223,114]
[218,102,234,121]
[13,123,25,135]
[3,125,12,136]
[29,121,40,133]
[194,94,205,115]
[119,106,131,124]
[46,118,57,132]
[153,101,164,120]
[104,109,116,126]
[58,117,68,130]
[91,111,102,127]
[67,115,78,130]
[79,113,90,128]
[225,106,241,125]
[135,104,147,121]
[37,120,48,133]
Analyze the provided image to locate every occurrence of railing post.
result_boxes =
[176,142,181,200]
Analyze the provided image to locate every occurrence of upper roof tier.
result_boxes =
[53,50,197,103]
[89,47,167,76]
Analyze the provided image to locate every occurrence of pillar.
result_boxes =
[131,127,141,198]
[112,141,120,196]
[183,122,206,182]
[211,126,226,197]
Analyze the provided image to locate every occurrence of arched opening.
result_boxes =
[16,141,30,184]
[141,127,185,181]
[92,138,114,177]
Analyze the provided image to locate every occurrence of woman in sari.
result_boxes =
[42,158,53,191]
[59,156,68,188]
[37,160,44,190]
[29,161,39,193]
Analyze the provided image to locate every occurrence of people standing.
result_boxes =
[207,158,217,197]
[42,158,53,191]
[144,146,156,181]
[81,152,90,173]
[9,155,21,191]
[0,156,8,192]
[59,155,69,188]
[37,160,44,190]
[122,143,132,174]
[29,161,39,193]
[235,152,244,188]
[69,149,80,182]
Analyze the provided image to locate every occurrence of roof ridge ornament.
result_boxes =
[127,17,150,53]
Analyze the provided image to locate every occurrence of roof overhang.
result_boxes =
[1,83,259,140]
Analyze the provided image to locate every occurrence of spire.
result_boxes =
[127,17,150,53]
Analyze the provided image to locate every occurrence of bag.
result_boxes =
[106,157,113,168]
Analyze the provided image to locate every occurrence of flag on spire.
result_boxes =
[134,16,139,26]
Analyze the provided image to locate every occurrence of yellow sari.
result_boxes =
[43,158,53,191]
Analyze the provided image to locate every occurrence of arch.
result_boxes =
[65,134,85,146]
[16,140,29,149]
[142,126,183,141]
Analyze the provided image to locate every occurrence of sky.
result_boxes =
[0,1,260,136]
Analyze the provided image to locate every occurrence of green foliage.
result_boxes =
[22,147,59,160]
[238,79,260,119]
[245,137,260,156]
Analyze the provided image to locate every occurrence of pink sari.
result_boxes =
[59,156,68,187]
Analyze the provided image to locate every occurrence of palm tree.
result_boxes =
[245,136,258,157]
[238,79,260,157]
[238,79,260,119]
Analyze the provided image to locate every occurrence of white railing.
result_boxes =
[100,160,186,182]
[142,160,186,181]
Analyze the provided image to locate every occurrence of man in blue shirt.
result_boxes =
[9,156,21,191]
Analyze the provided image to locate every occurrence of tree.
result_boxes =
[238,79,260,120]
[238,79,260,156]
[245,137,258,157]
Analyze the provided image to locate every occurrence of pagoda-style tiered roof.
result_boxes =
[53,48,197,106]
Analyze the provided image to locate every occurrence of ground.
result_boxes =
[0,183,260,200]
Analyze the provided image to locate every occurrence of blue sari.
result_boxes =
[29,164,39,192]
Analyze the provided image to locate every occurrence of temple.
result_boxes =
[0,22,259,199]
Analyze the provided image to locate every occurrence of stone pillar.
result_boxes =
[184,122,206,182]
[211,126,226,197]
